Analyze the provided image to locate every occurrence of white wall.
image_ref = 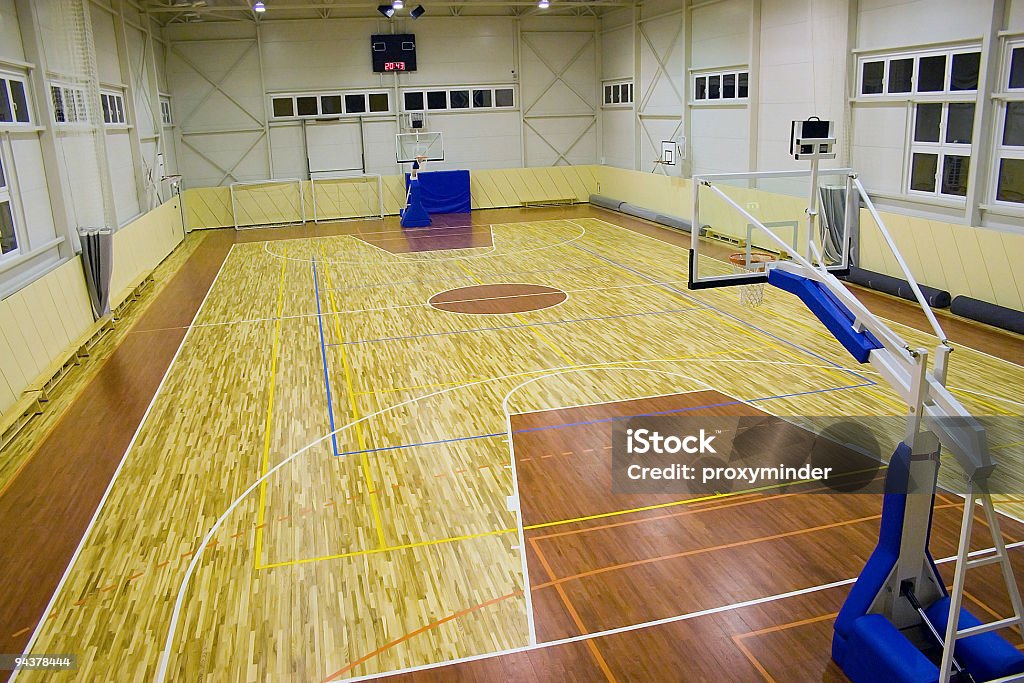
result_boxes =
[166,15,598,186]
[0,0,173,299]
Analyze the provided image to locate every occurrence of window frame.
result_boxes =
[50,82,89,125]
[400,85,517,112]
[906,101,975,199]
[100,89,127,127]
[992,38,1024,207]
[160,95,173,126]
[857,46,982,99]
[691,68,750,104]
[602,79,634,108]
[0,145,21,261]
[269,90,393,120]
[0,71,33,126]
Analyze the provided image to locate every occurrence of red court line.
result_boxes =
[321,589,523,682]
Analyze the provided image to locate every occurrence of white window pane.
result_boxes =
[495,89,514,107]
[368,93,389,112]
[1003,101,1024,146]
[910,153,938,192]
[945,102,974,144]
[1,81,15,122]
[862,61,884,94]
[272,97,294,117]
[708,75,720,99]
[914,103,941,142]
[345,93,366,114]
[918,55,946,92]
[996,157,1024,203]
[1010,47,1024,89]
[426,90,447,110]
[950,52,980,91]
[695,76,707,100]
[738,72,748,98]
[0,153,6,188]
[940,154,969,196]
[0,202,16,255]
[888,58,913,93]
[296,96,318,116]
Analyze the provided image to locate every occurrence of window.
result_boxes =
[426,90,447,110]
[859,48,981,96]
[602,80,633,107]
[404,91,424,111]
[321,95,342,115]
[995,43,1024,205]
[270,91,391,119]
[0,150,17,257]
[51,84,88,124]
[402,86,515,112]
[100,91,126,126]
[0,74,31,124]
[472,89,491,108]
[909,102,974,197]
[160,96,173,126]
[693,69,749,102]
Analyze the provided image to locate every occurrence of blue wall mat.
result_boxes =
[404,170,471,214]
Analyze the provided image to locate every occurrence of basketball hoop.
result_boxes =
[728,252,776,307]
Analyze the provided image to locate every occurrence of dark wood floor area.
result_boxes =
[380,391,1024,681]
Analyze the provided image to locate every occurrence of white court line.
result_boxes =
[586,215,1024,370]
[498,367,714,647]
[155,352,844,681]
[12,243,238,681]
[260,219,587,266]
[427,283,572,318]
[331,539,1024,682]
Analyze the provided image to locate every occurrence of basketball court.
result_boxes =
[1,2,1023,682]
[3,201,1021,681]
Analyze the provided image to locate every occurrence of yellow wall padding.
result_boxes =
[0,196,184,415]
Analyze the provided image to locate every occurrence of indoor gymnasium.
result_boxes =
[1,0,1024,681]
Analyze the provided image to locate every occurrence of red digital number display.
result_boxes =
[384,61,406,71]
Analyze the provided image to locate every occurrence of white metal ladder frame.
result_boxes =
[939,488,1024,683]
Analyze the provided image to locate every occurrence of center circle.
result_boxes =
[428,283,568,314]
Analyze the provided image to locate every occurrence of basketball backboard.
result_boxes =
[687,167,854,290]
[396,132,444,164]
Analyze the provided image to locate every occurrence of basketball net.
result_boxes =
[728,252,777,307]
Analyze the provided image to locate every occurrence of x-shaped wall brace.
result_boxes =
[637,19,683,113]
[171,41,263,130]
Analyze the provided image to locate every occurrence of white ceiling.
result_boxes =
[142,0,638,23]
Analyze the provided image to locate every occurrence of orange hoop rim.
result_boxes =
[728,251,777,267]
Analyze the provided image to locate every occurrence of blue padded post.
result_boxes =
[843,615,939,683]
[925,597,1024,681]
[400,177,431,228]
[767,269,883,363]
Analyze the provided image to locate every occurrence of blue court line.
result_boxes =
[331,381,870,457]
[328,306,710,347]
[312,256,341,457]
[571,244,876,386]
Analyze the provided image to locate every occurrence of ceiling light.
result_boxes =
[538,0,550,8]
[410,4,425,18]
[253,1,265,11]
[393,0,403,8]
[378,4,395,17]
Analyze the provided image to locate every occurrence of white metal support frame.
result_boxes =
[229,178,305,230]
[693,165,1023,683]
[310,174,385,223]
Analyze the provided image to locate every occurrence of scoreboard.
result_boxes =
[371,34,417,73]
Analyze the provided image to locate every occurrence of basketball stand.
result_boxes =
[688,118,1024,683]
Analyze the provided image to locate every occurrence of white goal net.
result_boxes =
[230,178,305,230]
[310,174,385,223]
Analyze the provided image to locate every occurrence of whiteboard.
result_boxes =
[304,119,363,177]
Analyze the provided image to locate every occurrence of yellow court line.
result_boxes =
[316,247,388,550]
[258,466,886,569]
[254,252,289,570]
[454,261,577,367]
